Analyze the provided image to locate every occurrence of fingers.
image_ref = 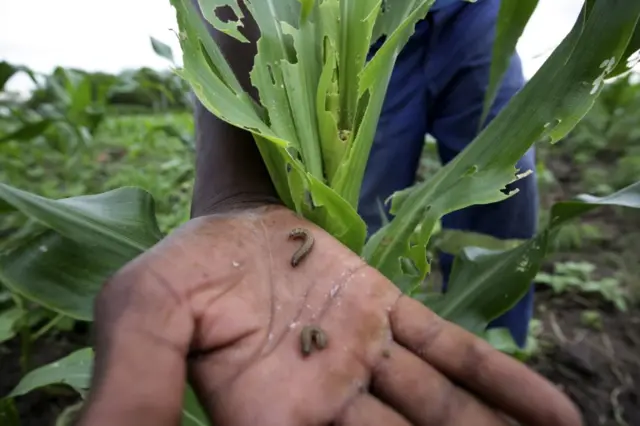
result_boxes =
[335,393,411,426]
[389,295,583,426]
[370,342,510,426]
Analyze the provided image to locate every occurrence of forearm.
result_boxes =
[190,0,280,218]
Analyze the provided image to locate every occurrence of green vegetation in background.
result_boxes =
[0,1,639,425]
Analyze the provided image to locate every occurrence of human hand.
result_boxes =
[78,204,582,426]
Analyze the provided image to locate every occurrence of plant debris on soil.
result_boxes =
[527,290,640,426]
[528,141,640,426]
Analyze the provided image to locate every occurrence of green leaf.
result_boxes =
[336,0,380,131]
[172,0,300,210]
[0,184,163,256]
[0,307,23,343]
[298,0,314,23]
[0,398,20,426]
[196,0,325,180]
[483,327,522,355]
[0,61,18,91]
[173,0,369,250]
[182,386,210,426]
[172,0,276,138]
[55,401,83,426]
[0,120,52,144]
[608,21,640,78]
[364,0,640,287]
[480,0,539,127]
[431,229,524,256]
[9,348,94,398]
[304,176,367,253]
[0,186,162,319]
[5,345,210,426]
[151,36,176,63]
[0,62,38,93]
[148,124,195,151]
[176,0,442,201]
[332,0,437,207]
[66,75,97,130]
[429,181,640,336]
[197,0,249,43]
[0,230,126,320]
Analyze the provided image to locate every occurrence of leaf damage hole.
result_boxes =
[303,190,315,210]
[283,32,298,64]
[349,89,371,140]
[463,165,478,177]
[543,119,561,131]
[214,5,239,23]
[267,64,276,85]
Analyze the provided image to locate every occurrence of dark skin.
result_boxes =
[189,0,278,218]
[75,2,584,426]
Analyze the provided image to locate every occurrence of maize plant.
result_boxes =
[0,0,640,424]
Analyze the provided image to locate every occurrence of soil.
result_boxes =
[527,146,640,426]
[527,290,640,426]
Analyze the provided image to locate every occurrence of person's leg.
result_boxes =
[424,0,538,348]
[357,22,434,235]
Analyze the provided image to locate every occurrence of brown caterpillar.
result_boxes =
[288,228,314,267]
[300,325,328,357]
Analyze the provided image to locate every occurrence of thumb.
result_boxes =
[78,259,194,426]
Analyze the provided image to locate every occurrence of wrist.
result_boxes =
[190,192,283,218]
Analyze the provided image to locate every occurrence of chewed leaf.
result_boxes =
[337,0,381,130]
[280,21,324,178]
[430,181,640,336]
[372,0,425,42]
[332,0,436,207]
[197,0,248,42]
[364,0,640,287]
[316,0,343,183]
[363,164,520,288]
[431,229,524,256]
[171,0,282,142]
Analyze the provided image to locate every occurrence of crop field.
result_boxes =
[1,1,640,425]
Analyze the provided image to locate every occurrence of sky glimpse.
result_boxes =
[0,0,596,93]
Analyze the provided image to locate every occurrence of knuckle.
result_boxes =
[429,378,458,425]
[415,313,446,358]
[460,338,492,383]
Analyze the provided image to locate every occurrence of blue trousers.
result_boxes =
[359,0,538,347]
